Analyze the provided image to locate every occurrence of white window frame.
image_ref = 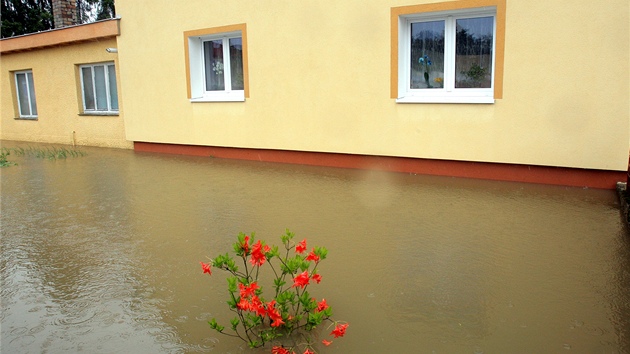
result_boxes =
[79,62,119,114]
[14,70,38,118]
[187,30,244,102]
[397,7,497,104]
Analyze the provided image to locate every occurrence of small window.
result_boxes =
[393,2,505,104]
[80,62,119,114]
[185,24,249,102]
[15,70,38,118]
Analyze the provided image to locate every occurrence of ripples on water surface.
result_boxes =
[1,142,629,353]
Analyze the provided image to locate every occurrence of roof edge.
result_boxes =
[0,18,120,54]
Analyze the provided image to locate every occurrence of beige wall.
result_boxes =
[1,28,131,149]
[116,0,629,170]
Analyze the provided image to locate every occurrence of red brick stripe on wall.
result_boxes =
[133,142,624,189]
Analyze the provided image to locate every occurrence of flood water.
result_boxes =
[1,141,629,353]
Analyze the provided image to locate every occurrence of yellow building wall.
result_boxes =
[116,0,629,171]
[1,34,131,149]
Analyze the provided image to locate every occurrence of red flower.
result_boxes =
[236,297,251,311]
[271,346,293,354]
[241,235,250,255]
[292,270,310,288]
[330,323,348,338]
[250,240,270,267]
[302,349,315,354]
[311,273,322,284]
[266,301,285,327]
[321,339,332,346]
[249,296,265,316]
[316,298,328,312]
[305,249,319,262]
[271,316,285,327]
[295,239,307,254]
[200,262,212,275]
[238,282,259,298]
[266,300,282,318]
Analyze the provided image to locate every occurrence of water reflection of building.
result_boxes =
[1,0,628,189]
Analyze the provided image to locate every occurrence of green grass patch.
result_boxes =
[1,146,87,163]
[0,150,17,167]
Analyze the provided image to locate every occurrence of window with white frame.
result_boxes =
[186,28,246,102]
[80,62,118,113]
[15,70,38,118]
[397,7,497,103]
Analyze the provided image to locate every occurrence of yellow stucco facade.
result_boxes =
[0,19,132,149]
[1,0,628,185]
[114,0,629,172]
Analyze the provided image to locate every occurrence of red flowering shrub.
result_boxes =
[201,230,348,353]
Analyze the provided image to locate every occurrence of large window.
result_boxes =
[185,24,249,102]
[392,1,505,104]
[15,70,38,118]
[80,62,118,114]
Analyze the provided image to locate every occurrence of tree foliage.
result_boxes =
[77,0,115,23]
[1,0,53,38]
[1,0,115,38]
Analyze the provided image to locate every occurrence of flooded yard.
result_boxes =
[1,141,629,353]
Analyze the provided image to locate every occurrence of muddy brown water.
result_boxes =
[1,142,629,353]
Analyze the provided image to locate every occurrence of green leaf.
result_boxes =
[286,256,302,273]
[227,292,237,309]
[281,229,295,245]
[230,317,240,330]
[208,318,225,332]
[270,245,280,257]
[299,290,311,306]
[308,311,324,326]
[314,246,328,260]
[277,290,294,306]
[227,276,238,292]
[274,277,286,289]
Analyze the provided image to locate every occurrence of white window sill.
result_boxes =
[79,112,119,116]
[396,96,495,104]
[191,92,245,103]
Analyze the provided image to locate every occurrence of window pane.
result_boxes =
[26,72,37,115]
[108,65,118,110]
[82,67,95,110]
[229,37,244,90]
[16,73,31,116]
[410,21,445,89]
[204,40,225,91]
[94,65,108,110]
[455,17,493,88]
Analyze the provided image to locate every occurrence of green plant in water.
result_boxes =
[6,145,86,160]
[0,149,17,167]
[200,230,348,354]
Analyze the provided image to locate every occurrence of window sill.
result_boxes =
[190,92,245,103]
[396,96,495,104]
[14,117,38,120]
[79,112,119,116]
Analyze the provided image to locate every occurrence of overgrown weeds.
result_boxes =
[0,150,17,167]
[0,146,87,165]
